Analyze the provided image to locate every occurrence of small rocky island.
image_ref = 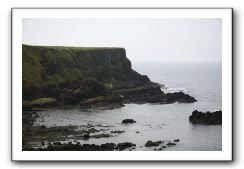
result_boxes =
[22,44,196,111]
[189,110,222,125]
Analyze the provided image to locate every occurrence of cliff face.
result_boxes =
[22,44,151,100]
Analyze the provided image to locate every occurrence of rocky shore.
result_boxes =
[23,142,136,151]
[189,110,222,125]
[22,111,181,151]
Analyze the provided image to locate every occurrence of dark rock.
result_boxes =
[145,140,162,147]
[189,110,222,125]
[174,139,180,142]
[110,130,125,134]
[167,142,176,146]
[122,119,136,124]
[136,131,140,133]
[23,142,138,151]
[116,142,136,151]
[165,92,197,103]
[112,83,197,105]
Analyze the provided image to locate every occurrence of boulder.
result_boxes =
[122,119,136,124]
[174,139,180,142]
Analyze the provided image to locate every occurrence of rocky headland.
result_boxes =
[22,44,196,110]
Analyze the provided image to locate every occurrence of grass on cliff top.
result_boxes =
[23,44,125,51]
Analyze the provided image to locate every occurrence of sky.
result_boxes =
[23,18,222,63]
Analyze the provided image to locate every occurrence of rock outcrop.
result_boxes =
[189,110,222,125]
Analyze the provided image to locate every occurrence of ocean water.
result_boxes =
[35,62,222,151]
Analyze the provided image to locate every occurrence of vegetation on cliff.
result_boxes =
[23,44,148,100]
[22,44,196,110]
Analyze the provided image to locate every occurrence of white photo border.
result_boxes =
[11,8,233,161]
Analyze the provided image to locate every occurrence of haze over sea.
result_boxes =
[35,61,222,151]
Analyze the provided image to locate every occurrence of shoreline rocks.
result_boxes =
[23,98,58,110]
[189,110,222,125]
[112,83,197,105]
[23,142,136,151]
[144,139,179,150]
[80,95,124,110]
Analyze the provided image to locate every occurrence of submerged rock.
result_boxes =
[122,119,136,124]
[189,110,222,125]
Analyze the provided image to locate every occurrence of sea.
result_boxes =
[34,62,222,151]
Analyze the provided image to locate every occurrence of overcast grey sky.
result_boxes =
[23,18,221,63]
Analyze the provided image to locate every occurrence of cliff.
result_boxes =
[23,44,150,100]
[22,44,196,109]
